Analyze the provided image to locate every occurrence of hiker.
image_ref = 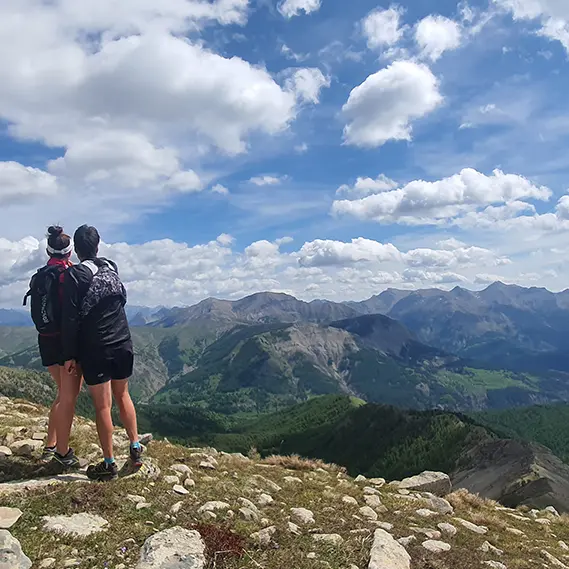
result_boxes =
[58,224,142,481]
[24,226,83,462]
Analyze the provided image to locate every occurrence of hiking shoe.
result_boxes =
[53,448,80,470]
[87,461,119,482]
[130,443,144,467]
[40,445,57,462]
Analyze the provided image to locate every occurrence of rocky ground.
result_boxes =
[1,397,569,568]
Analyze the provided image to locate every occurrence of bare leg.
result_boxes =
[55,367,82,456]
[46,365,62,448]
[111,379,139,444]
[89,382,114,459]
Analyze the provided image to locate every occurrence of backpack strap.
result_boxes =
[81,260,100,276]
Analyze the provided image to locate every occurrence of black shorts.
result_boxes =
[38,335,64,367]
[80,346,134,387]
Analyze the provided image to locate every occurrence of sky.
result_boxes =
[2,0,569,307]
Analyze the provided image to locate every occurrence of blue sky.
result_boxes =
[1,0,569,307]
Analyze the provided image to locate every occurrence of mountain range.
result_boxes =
[3,282,569,411]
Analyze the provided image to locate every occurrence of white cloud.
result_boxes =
[495,0,569,53]
[0,162,59,205]
[415,15,462,61]
[249,175,285,186]
[286,68,331,105]
[362,6,405,49]
[278,0,321,18]
[332,168,551,226]
[342,60,443,148]
[211,184,229,195]
[297,238,402,267]
[294,143,309,154]
[336,174,398,198]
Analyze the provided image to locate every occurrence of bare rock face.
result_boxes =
[0,530,32,569]
[368,529,411,569]
[136,527,206,569]
[396,472,451,497]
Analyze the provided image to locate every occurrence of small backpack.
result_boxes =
[23,265,65,335]
[80,259,127,318]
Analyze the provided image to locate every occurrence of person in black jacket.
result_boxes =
[56,225,142,481]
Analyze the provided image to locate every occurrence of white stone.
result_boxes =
[369,478,386,487]
[422,540,451,553]
[197,501,230,514]
[239,508,258,522]
[560,541,569,551]
[369,529,411,569]
[284,476,302,484]
[173,485,189,495]
[136,527,205,569]
[288,522,301,535]
[257,494,274,506]
[9,440,43,457]
[238,498,259,514]
[0,446,12,457]
[32,432,46,441]
[42,513,108,537]
[364,487,380,496]
[251,475,282,493]
[127,495,146,505]
[376,522,394,531]
[480,541,503,556]
[506,527,524,536]
[535,518,551,525]
[250,526,276,547]
[39,559,56,569]
[164,476,180,485]
[546,506,560,517]
[416,509,437,518]
[541,550,568,568]
[355,475,367,482]
[482,563,507,569]
[0,530,32,569]
[423,494,453,515]
[0,508,22,529]
[437,523,457,537]
[137,502,151,511]
[342,496,358,506]
[170,502,183,515]
[199,461,216,470]
[411,527,441,540]
[312,534,343,546]
[359,506,378,521]
[397,536,416,547]
[184,478,196,488]
[364,495,382,508]
[398,472,451,497]
[170,464,192,475]
[454,518,488,534]
[291,508,315,525]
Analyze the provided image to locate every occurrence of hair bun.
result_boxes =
[47,225,63,237]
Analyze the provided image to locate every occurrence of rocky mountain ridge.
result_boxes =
[1,395,569,569]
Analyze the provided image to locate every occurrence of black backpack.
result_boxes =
[23,265,65,335]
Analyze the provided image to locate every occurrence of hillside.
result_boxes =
[474,403,569,464]
[152,317,563,413]
[2,395,569,569]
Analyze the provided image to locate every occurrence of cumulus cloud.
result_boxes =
[278,0,321,18]
[332,168,552,226]
[495,0,569,53]
[0,162,59,205]
[362,6,405,49]
[415,15,462,61]
[342,60,443,148]
[0,233,518,307]
[285,68,331,104]
[211,184,229,195]
[336,174,398,198]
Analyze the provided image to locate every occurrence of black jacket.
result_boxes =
[61,257,131,363]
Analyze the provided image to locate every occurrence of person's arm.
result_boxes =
[61,267,82,364]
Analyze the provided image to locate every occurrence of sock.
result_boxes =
[45,445,56,451]
[130,441,141,450]
[104,457,116,466]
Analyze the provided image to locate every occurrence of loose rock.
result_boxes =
[422,540,451,553]
[291,508,315,525]
[136,526,206,569]
[437,523,457,537]
[0,530,32,569]
[312,534,343,546]
[342,496,358,506]
[197,501,230,514]
[455,518,488,534]
[0,508,22,529]
[9,439,43,457]
[369,529,411,569]
[397,471,451,497]
[359,506,378,521]
[251,526,276,547]
[173,485,189,496]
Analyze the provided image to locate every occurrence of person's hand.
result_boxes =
[64,359,77,376]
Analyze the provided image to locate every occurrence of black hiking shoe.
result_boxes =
[129,443,144,468]
[87,460,119,482]
[53,448,80,470]
[40,445,57,462]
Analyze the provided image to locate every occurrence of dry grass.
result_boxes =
[262,454,346,473]
[447,488,497,511]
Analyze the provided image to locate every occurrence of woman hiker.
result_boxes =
[56,224,143,481]
[24,226,83,462]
